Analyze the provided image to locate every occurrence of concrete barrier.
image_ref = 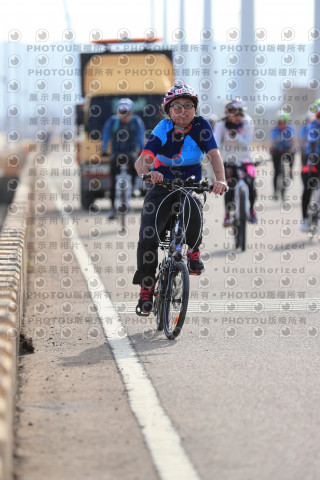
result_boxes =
[0,153,33,480]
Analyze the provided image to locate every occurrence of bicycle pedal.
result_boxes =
[135,306,151,317]
[189,271,202,276]
[136,310,150,317]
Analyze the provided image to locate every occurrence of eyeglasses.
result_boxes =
[170,103,195,112]
[227,108,244,117]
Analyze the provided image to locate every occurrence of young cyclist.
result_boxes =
[133,84,227,316]
[101,98,145,219]
[214,98,257,225]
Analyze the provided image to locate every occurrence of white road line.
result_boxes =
[48,178,201,480]
[114,299,320,314]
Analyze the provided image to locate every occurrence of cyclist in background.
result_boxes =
[133,84,227,316]
[300,100,320,231]
[299,112,315,167]
[214,98,256,226]
[269,113,296,200]
[101,98,145,219]
[299,112,315,220]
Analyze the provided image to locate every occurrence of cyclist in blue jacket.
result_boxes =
[133,84,227,315]
[270,113,296,199]
[102,98,145,219]
[300,100,320,231]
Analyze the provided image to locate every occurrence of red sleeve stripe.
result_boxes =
[154,157,167,167]
[141,149,155,160]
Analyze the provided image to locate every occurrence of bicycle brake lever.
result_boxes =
[140,174,151,181]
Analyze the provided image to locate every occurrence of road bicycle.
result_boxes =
[307,178,320,240]
[270,149,295,202]
[225,160,259,252]
[141,172,215,340]
[279,151,294,201]
[114,161,133,232]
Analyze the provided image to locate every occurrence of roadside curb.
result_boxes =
[0,155,33,480]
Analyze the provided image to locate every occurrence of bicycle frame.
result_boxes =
[225,162,258,252]
[154,187,197,339]
[142,173,211,339]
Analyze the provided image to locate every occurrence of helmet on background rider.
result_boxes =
[276,112,291,123]
[225,97,247,117]
[162,83,199,114]
[312,99,320,117]
[116,98,134,115]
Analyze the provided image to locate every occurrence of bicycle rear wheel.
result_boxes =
[307,190,319,239]
[235,187,246,251]
[163,261,189,340]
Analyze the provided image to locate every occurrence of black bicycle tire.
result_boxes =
[280,160,286,201]
[307,188,319,239]
[118,178,126,231]
[280,158,291,201]
[154,269,165,331]
[236,187,246,251]
[163,261,189,340]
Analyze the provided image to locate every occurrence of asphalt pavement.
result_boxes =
[14,148,320,480]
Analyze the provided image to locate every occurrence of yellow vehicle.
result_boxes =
[76,39,174,209]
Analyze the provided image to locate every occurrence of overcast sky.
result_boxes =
[1,0,315,44]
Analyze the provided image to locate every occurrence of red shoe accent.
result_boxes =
[187,250,201,262]
[136,286,155,316]
[187,249,204,274]
[139,287,154,300]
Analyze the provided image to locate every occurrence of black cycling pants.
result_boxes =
[133,185,203,289]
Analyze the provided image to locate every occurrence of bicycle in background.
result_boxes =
[279,149,296,201]
[225,160,260,252]
[114,159,133,233]
[307,178,320,240]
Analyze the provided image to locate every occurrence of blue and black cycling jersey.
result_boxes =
[305,119,320,155]
[270,124,295,151]
[102,114,145,155]
[141,116,218,181]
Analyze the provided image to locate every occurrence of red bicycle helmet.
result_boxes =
[163,84,199,114]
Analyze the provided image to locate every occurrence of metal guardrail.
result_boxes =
[0,154,33,480]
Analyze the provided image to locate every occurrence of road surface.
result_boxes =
[14,148,320,480]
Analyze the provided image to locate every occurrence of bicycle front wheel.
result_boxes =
[117,182,127,231]
[307,192,319,239]
[163,261,189,340]
[280,159,291,201]
[153,269,165,331]
[235,187,246,251]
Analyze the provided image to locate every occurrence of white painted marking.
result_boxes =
[48,178,201,480]
[113,298,320,313]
